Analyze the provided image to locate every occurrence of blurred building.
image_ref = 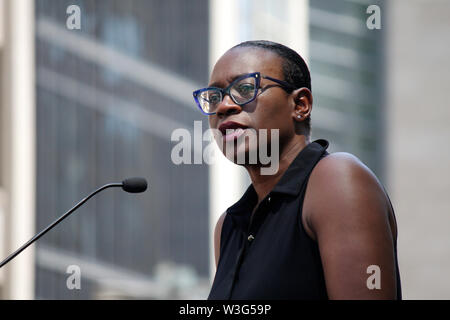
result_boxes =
[386,0,450,299]
[0,0,449,300]
[1,0,211,299]
[309,0,385,179]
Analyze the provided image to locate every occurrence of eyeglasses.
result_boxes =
[193,72,296,115]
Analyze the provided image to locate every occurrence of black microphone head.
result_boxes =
[122,177,148,193]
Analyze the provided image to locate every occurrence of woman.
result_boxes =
[193,40,401,299]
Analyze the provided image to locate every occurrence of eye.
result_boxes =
[236,83,255,96]
[207,92,221,104]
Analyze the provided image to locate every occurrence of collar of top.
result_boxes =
[226,139,329,221]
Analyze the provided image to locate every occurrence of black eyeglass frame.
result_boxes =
[193,72,297,115]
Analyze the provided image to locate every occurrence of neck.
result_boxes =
[244,134,310,205]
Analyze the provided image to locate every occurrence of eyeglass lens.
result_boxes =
[197,75,257,114]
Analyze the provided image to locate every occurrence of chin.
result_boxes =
[223,145,259,166]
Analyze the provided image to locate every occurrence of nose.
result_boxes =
[215,94,242,117]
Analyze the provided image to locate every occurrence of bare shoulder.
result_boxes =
[302,152,399,298]
[302,152,396,241]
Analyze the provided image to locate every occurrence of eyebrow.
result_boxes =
[208,72,251,88]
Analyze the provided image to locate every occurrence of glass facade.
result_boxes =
[309,0,385,179]
[35,0,210,299]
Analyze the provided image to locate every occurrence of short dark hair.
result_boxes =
[231,40,312,136]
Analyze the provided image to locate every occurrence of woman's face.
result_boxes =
[208,47,296,164]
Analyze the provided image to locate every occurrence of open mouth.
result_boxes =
[218,121,249,142]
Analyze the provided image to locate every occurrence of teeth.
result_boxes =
[223,127,244,134]
[222,126,245,133]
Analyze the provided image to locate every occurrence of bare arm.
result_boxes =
[303,152,398,299]
[213,212,227,268]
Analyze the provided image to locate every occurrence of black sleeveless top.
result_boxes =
[208,139,402,300]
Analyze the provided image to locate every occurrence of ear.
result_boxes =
[290,87,313,123]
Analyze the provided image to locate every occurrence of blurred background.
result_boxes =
[0,0,449,299]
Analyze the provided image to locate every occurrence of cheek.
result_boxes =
[208,116,217,129]
[256,100,294,148]
[255,99,290,130]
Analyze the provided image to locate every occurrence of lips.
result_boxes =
[218,121,248,135]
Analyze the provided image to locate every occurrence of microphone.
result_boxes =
[0,177,148,268]
[122,177,147,193]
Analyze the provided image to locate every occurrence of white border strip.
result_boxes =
[2,0,36,299]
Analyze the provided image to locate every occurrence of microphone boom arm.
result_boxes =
[0,182,123,268]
